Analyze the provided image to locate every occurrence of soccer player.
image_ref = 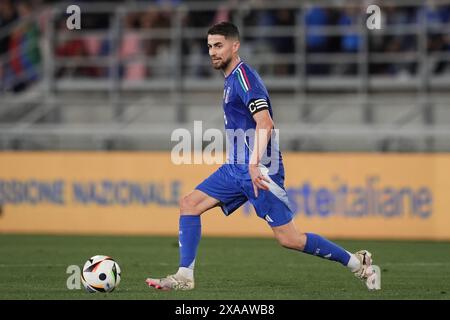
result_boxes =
[146,22,380,291]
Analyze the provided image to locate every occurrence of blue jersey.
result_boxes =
[222,61,283,176]
[195,61,293,226]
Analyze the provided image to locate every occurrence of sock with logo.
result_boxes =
[303,232,351,267]
[177,215,201,279]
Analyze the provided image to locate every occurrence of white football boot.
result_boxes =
[146,273,194,291]
[353,250,381,290]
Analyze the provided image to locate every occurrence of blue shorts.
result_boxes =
[196,164,293,227]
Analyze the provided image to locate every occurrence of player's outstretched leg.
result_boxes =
[146,190,219,291]
[272,221,381,290]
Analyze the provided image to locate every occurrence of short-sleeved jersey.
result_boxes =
[222,61,283,176]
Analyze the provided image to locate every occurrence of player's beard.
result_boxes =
[212,56,232,71]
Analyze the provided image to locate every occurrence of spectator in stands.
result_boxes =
[237,6,278,76]
[337,6,360,75]
[8,0,41,92]
[0,0,18,91]
[140,4,172,78]
[378,5,417,77]
[417,1,450,74]
[305,6,330,75]
[120,13,146,81]
[272,9,296,75]
[54,19,90,78]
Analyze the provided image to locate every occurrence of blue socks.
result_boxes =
[178,216,350,272]
[303,233,351,266]
[179,215,202,269]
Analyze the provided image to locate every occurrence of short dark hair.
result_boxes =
[207,21,240,40]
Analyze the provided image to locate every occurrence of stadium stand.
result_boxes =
[1,0,450,152]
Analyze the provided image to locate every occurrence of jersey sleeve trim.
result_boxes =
[236,66,251,92]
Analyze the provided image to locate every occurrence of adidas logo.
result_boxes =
[264,215,274,223]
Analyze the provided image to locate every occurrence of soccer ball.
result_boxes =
[81,255,121,293]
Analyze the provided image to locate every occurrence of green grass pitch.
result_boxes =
[0,234,449,300]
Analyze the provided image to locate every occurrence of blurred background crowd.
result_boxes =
[1,0,450,93]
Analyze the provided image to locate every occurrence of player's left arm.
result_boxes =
[249,109,273,197]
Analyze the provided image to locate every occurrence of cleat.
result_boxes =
[353,250,381,290]
[365,265,381,290]
[145,273,194,291]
